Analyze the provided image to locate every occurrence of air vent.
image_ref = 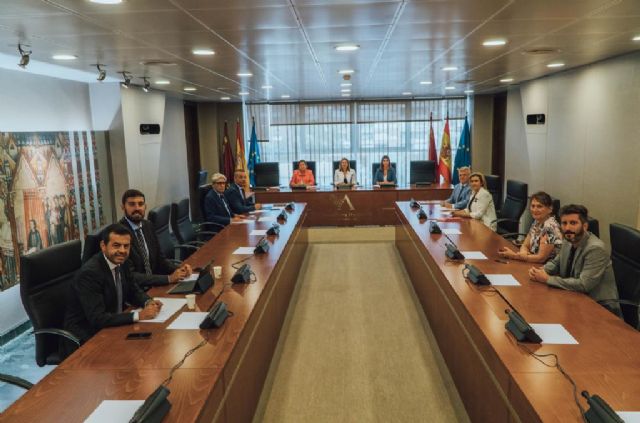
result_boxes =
[522,48,561,56]
[140,60,177,66]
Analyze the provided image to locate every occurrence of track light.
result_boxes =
[93,64,106,81]
[142,77,151,92]
[18,44,31,69]
[120,71,131,88]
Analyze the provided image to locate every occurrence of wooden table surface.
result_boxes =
[395,201,640,422]
[1,205,308,423]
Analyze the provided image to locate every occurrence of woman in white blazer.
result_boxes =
[334,158,357,186]
[452,172,497,231]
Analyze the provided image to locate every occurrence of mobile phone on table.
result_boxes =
[126,332,152,340]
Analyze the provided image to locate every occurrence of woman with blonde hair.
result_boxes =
[452,172,497,230]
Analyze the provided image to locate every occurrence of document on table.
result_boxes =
[441,228,462,235]
[233,246,256,255]
[439,207,457,212]
[530,323,578,345]
[250,229,268,236]
[418,200,440,205]
[135,298,186,323]
[460,251,488,260]
[258,215,278,222]
[182,273,199,282]
[84,400,144,423]
[486,274,520,286]
[231,220,251,224]
[166,312,209,330]
[617,412,640,422]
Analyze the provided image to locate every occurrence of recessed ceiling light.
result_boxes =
[192,49,215,56]
[340,83,352,87]
[261,85,273,89]
[239,91,249,95]
[237,72,253,77]
[155,80,170,85]
[547,62,565,68]
[281,94,290,99]
[632,35,640,41]
[335,44,360,52]
[402,91,412,95]
[341,89,351,93]
[464,89,474,94]
[445,86,455,90]
[483,39,507,47]
[52,54,77,60]
[221,96,231,100]
[341,93,351,97]
[420,81,432,85]
[183,87,197,92]
[500,78,514,83]
[338,69,355,74]
[442,66,458,71]
[90,0,122,4]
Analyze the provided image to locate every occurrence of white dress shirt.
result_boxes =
[103,254,139,321]
[334,169,357,185]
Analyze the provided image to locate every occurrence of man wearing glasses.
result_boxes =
[204,173,245,227]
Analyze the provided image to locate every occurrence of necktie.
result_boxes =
[134,227,152,275]
[220,194,231,216]
[566,246,577,277]
[467,192,477,211]
[114,266,123,313]
[239,186,245,201]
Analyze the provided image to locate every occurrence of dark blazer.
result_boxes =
[64,253,150,345]
[204,188,234,226]
[374,167,397,184]
[225,183,255,214]
[119,217,176,287]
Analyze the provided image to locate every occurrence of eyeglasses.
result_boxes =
[214,181,226,185]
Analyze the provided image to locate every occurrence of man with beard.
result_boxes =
[528,204,621,316]
[120,189,191,287]
[63,224,162,352]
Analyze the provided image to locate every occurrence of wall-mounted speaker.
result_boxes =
[526,114,546,125]
[140,124,161,134]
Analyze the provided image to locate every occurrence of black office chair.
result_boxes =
[291,160,316,180]
[608,223,640,329]
[551,196,561,220]
[0,373,33,390]
[81,223,110,264]
[587,217,600,238]
[19,240,82,366]
[197,169,208,187]
[170,198,220,250]
[148,204,198,262]
[494,180,528,235]
[484,175,502,213]
[371,162,396,183]
[333,160,356,172]
[254,162,280,188]
[409,160,436,184]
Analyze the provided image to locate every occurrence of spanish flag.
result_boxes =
[235,119,249,191]
[437,116,452,184]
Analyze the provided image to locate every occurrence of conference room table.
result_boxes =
[395,201,640,422]
[254,183,452,226]
[1,204,309,423]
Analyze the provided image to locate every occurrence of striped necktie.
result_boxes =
[220,194,231,216]
[134,227,152,275]
[114,265,123,313]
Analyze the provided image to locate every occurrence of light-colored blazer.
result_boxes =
[334,169,356,185]
[544,232,621,314]
[467,187,497,230]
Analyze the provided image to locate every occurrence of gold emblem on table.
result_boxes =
[334,194,355,211]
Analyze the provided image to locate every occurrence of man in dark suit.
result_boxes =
[204,173,245,226]
[225,170,262,214]
[119,189,192,287]
[64,223,163,347]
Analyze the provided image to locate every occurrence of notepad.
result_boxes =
[529,323,578,345]
[460,251,488,260]
[84,400,144,423]
[135,298,186,323]
[486,274,520,286]
[441,228,462,235]
[258,216,278,222]
[166,312,209,330]
[233,246,256,255]
[182,273,199,282]
[250,229,268,236]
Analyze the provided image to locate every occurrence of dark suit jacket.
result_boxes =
[64,253,150,345]
[225,183,256,214]
[204,188,234,226]
[120,217,176,286]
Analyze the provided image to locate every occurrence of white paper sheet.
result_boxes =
[439,207,457,212]
[530,323,578,345]
[250,229,268,236]
[617,412,640,422]
[461,251,488,260]
[233,246,256,255]
[441,228,462,235]
[166,312,209,330]
[84,400,144,423]
[136,298,186,323]
[231,220,250,224]
[486,274,521,286]
[182,273,199,282]
[418,200,440,204]
[258,216,278,222]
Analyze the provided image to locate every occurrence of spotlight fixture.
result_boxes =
[94,64,106,81]
[142,77,151,92]
[18,44,31,69]
[120,71,131,88]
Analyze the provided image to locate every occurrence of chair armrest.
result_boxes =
[501,232,528,240]
[185,240,207,247]
[598,299,639,308]
[0,373,33,390]
[492,217,520,225]
[197,221,226,231]
[33,328,80,346]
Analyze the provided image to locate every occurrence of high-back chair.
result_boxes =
[609,223,640,329]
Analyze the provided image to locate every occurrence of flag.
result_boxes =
[234,119,249,191]
[452,116,471,185]
[247,118,261,187]
[437,116,452,184]
[221,121,235,182]
[428,112,438,164]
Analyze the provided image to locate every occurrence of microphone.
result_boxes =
[266,223,280,235]
[278,210,288,222]
[463,264,490,285]
[442,232,464,260]
[409,198,420,208]
[129,385,171,423]
[285,202,295,211]
[504,308,542,343]
[254,237,270,254]
[582,391,624,423]
[416,207,427,219]
[429,220,442,234]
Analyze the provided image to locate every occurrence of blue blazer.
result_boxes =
[224,183,255,214]
[447,183,471,209]
[374,167,397,184]
[204,188,233,226]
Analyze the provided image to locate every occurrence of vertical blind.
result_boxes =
[246,98,468,187]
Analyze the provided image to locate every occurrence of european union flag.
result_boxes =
[452,116,471,185]
[247,119,261,187]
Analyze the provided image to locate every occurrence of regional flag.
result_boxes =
[247,118,261,187]
[235,119,249,191]
[428,112,438,164]
[452,116,471,185]
[437,116,452,184]
[221,121,235,183]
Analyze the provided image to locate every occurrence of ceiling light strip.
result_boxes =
[365,0,407,86]
[286,0,327,91]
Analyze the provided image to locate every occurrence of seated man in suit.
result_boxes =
[120,189,191,287]
[204,173,245,226]
[443,166,471,210]
[63,223,163,348]
[529,204,621,316]
[225,170,262,214]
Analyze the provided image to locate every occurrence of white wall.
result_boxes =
[505,51,640,246]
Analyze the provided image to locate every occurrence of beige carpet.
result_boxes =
[254,241,469,423]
